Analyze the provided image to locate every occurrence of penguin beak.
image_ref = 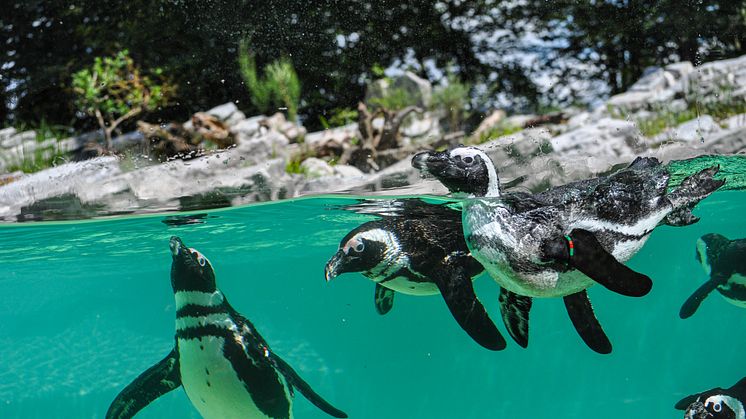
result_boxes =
[411,150,450,176]
[170,236,187,257]
[325,250,346,282]
[684,401,708,419]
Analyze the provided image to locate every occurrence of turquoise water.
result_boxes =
[2,160,746,418]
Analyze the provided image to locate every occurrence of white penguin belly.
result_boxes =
[720,274,746,308]
[178,336,292,419]
[379,276,439,295]
[483,261,594,298]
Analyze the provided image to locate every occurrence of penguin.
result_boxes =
[106,236,347,419]
[325,198,508,351]
[675,377,746,418]
[680,233,746,318]
[412,146,725,353]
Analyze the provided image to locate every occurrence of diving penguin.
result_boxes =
[680,233,746,318]
[675,377,746,418]
[413,146,724,353]
[106,236,347,419]
[325,198,507,350]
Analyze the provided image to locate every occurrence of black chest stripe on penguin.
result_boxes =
[105,236,348,419]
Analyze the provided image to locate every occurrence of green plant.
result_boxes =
[431,75,471,132]
[368,86,417,111]
[2,122,72,173]
[72,50,174,149]
[238,41,301,121]
[470,121,523,145]
[319,107,359,129]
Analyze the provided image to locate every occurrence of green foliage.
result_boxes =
[71,50,174,147]
[635,109,699,137]
[432,75,472,132]
[470,122,523,145]
[319,107,359,129]
[239,41,301,121]
[2,122,71,173]
[368,85,417,111]
[285,157,307,175]
[629,82,746,137]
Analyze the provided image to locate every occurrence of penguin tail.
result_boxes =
[665,165,725,226]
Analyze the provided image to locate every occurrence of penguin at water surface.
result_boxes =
[325,198,507,351]
[106,236,347,419]
[412,146,724,353]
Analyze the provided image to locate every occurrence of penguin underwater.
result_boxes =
[412,146,725,353]
[325,198,507,351]
[680,233,746,318]
[675,377,746,419]
[106,236,347,419]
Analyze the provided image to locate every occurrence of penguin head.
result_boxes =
[695,233,729,276]
[684,395,741,419]
[169,236,216,292]
[411,146,501,197]
[325,225,390,282]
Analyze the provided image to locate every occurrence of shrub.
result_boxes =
[431,75,471,132]
[238,41,301,121]
[72,50,174,149]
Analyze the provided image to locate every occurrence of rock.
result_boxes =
[567,112,591,130]
[473,110,507,138]
[0,156,122,220]
[2,130,35,148]
[259,112,306,143]
[224,110,246,127]
[0,127,17,143]
[0,171,23,186]
[400,112,441,143]
[304,123,360,157]
[333,164,364,178]
[231,116,265,140]
[300,158,335,178]
[607,63,692,111]
[205,102,239,121]
[688,54,746,103]
[667,115,721,142]
[234,131,289,165]
[702,125,746,155]
[722,113,746,129]
[366,71,432,108]
[191,112,235,148]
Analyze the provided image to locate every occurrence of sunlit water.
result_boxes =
[2,156,746,419]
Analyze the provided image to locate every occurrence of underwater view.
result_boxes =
[1,155,745,419]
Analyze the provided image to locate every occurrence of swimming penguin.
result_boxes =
[106,236,347,419]
[675,377,746,418]
[325,198,507,351]
[680,233,746,318]
[413,146,724,353]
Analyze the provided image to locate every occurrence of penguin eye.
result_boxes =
[712,402,722,412]
[462,156,474,165]
[354,242,365,252]
[197,256,206,267]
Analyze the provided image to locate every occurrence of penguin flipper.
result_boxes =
[542,229,653,297]
[271,356,348,418]
[106,348,181,419]
[498,288,532,348]
[433,265,507,351]
[679,277,724,319]
[374,283,395,315]
[563,291,612,354]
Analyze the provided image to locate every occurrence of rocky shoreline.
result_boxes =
[1,55,745,222]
